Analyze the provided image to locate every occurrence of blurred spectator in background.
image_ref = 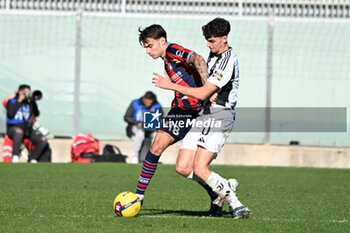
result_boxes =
[4,84,50,163]
[124,91,162,164]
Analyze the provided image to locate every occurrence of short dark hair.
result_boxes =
[138,24,167,46]
[18,84,30,91]
[143,91,156,101]
[202,18,231,40]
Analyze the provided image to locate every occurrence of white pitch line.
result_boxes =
[140,215,348,224]
[1,212,347,224]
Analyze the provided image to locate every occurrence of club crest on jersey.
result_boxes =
[213,71,223,80]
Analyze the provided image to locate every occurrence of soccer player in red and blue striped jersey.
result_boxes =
[135,25,220,211]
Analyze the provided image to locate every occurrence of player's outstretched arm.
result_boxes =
[152,72,217,100]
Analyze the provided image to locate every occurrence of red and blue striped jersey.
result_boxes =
[164,43,203,111]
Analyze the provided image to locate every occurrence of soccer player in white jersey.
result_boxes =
[153,18,252,219]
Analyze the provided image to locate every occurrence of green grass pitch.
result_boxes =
[0,163,349,233]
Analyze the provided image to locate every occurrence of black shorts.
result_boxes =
[159,109,199,143]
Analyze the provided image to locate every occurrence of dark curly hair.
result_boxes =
[202,18,230,39]
[18,84,30,91]
[138,24,167,46]
[143,91,157,101]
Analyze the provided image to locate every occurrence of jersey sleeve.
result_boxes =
[2,99,8,108]
[166,44,194,64]
[6,98,21,119]
[207,55,237,88]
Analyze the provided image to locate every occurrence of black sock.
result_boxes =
[193,173,219,201]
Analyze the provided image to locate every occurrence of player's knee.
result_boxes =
[149,131,174,156]
[41,137,48,145]
[175,163,192,177]
[15,128,24,136]
[150,135,171,155]
[150,141,165,156]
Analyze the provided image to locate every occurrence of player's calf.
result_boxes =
[135,151,160,199]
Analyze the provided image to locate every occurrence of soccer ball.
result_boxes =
[228,178,240,193]
[113,191,141,217]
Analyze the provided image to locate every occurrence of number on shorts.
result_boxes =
[169,124,180,136]
[201,126,210,135]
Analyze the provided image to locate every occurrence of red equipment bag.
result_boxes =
[71,133,100,163]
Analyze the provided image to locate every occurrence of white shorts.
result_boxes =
[180,107,235,154]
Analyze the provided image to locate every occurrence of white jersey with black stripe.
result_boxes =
[206,47,239,109]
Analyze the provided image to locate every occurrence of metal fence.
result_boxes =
[1,0,349,18]
[1,1,349,145]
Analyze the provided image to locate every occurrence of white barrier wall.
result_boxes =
[1,138,350,168]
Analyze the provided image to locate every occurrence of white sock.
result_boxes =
[187,171,193,179]
[206,171,243,210]
[130,157,138,164]
[136,194,144,201]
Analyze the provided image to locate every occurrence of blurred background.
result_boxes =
[0,0,349,147]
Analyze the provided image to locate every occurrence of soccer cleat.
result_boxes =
[12,155,19,163]
[228,178,240,193]
[230,206,252,219]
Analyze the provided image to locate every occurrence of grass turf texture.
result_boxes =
[0,163,349,233]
